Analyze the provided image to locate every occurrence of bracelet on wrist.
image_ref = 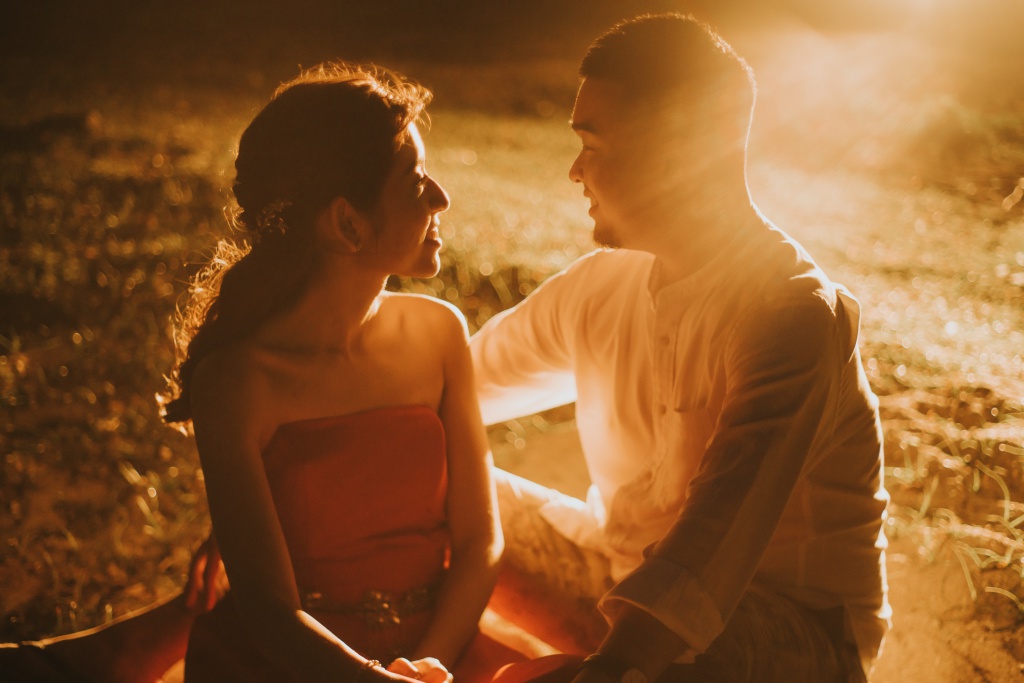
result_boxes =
[354,658,382,682]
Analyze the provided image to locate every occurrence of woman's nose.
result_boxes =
[429,178,451,212]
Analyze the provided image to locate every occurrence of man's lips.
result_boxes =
[583,190,596,211]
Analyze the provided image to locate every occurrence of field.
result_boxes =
[2,1,1024,680]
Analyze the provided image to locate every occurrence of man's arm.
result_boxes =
[471,257,592,425]
[582,296,847,680]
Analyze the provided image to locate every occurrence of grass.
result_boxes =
[0,115,214,635]
[880,384,1024,627]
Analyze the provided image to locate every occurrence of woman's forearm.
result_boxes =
[237,599,375,681]
[410,538,502,666]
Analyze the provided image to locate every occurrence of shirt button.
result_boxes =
[658,404,668,416]
[659,336,671,346]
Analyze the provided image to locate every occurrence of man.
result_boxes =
[474,14,889,683]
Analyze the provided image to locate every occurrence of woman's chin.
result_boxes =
[402,257,442,281]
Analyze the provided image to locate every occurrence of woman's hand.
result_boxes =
[387,657,453,683]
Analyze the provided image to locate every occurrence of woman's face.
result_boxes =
[363,123,450,279]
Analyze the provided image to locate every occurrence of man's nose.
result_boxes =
[568,153,584,183]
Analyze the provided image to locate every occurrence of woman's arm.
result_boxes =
[409,303,504,666]
[190,351,414,682]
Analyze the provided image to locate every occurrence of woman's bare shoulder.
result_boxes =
[380,291,468,339]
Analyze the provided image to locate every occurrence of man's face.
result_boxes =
[568,77,672,250]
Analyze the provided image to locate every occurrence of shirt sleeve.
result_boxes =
[470,259,586,426]
[599,294,846,656]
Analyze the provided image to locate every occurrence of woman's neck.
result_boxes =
[256,258,390,356]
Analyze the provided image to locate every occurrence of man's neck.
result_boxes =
[648,196,764,291]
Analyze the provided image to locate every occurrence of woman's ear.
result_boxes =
[320,196,370,255]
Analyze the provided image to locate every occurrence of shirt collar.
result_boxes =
[646,227,764,310]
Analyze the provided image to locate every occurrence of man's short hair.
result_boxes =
[580,13,756,123]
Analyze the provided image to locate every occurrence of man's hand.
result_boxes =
[573,603,690,683]
[184,535,228,613]
[570,668,617,683]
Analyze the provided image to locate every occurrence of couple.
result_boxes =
[2,13,890,683]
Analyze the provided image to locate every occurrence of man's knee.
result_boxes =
[491,469,612,653]
[493,469,611,597]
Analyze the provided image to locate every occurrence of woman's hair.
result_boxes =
[161,63,431,424]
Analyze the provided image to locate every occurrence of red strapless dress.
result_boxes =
[184,405,527,682]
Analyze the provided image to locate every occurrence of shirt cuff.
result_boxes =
[537,484,608,552]
[598,556,725,660]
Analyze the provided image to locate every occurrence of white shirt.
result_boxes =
[471,225,890,672]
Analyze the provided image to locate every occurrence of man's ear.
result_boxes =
[320,196,370,254]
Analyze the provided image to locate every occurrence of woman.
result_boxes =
[0,47,659,682]
[169,62,521,683]
[1,62,525,683]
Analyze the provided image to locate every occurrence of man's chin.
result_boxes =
[593,227,621,249]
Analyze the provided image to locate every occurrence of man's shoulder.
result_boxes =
[510,249,653,336]
[720,227,856,346]
[547,249,654,300]
[742,226,843,307]
[564,248,654,277]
